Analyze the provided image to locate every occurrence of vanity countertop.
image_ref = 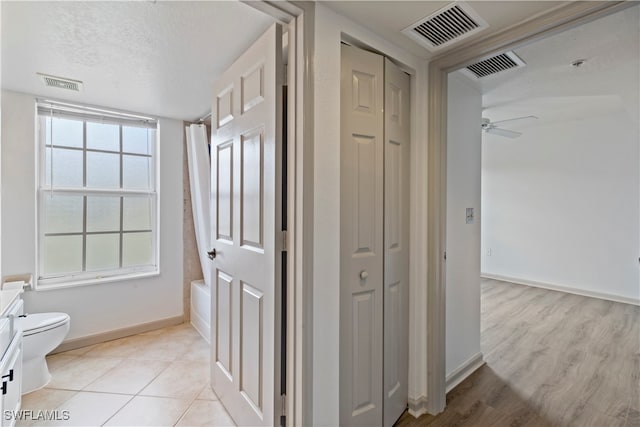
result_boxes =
[0,289,23,316]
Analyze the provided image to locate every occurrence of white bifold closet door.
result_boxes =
[340,44,410,427]
[209,23,283,427]
[383,56,410,427]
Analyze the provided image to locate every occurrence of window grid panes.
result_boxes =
[38,111,158,286]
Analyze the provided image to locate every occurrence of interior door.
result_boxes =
[210,23,283,427]
[340,43,385,427]
[383,58,410,427]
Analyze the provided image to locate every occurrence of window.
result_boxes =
[37,101,158,288]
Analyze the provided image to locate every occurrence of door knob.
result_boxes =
[359,270,368,280]
[207,249,217,260]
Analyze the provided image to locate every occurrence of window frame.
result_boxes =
[35,103,160,289]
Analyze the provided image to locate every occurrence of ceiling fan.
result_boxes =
[481,115,538,138]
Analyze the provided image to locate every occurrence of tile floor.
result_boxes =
[18,324,236,427]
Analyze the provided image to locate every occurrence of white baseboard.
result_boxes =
[445,352,484,393]
[482,273,640,306]
[407,395,428,418]
[53,315,185,353]
[190,304,210,344]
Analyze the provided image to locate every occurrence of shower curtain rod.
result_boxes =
[196,111,212,123]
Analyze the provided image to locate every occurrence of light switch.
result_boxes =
[466,208,474,224]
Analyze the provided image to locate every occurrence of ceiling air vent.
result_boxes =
[402,2,488,52]
[461,51,526,79]
[37,73,83,92]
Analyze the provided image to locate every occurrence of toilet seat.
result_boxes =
[22,313,70,337]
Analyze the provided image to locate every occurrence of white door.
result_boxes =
[340,43,385,426]
[210,23,283,427]
[383,58,410,427]
[340,45,411,427]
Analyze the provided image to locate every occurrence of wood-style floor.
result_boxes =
[397,278,640,427]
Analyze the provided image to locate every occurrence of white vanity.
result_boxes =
[0,289,23,427]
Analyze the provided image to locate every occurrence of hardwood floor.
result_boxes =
[397,278,640,427]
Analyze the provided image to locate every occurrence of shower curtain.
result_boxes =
[185,124,212,287]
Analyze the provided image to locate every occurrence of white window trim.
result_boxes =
[35,102,160,290]
[33,271,161,292]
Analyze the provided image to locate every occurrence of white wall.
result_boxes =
[445,74,482,380]
[313,3,428,423]
[1,90,184,341]
[481,107,640,304]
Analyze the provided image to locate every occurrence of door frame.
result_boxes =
[240,1,315,425]
[425,0,635,414]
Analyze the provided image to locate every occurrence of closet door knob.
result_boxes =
[207,249,217,260]
[359,270,368,280]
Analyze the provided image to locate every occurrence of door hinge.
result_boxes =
[280,393,287,417]
[444,251,447,261]
[281,230,288,252]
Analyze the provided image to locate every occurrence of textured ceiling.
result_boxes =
[1,1,274,121]
[458,4,640,132]
[4,1,633,123]
[322,1,568,59]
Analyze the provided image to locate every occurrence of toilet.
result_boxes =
[19,312,70,394]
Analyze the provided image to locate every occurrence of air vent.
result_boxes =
[402,2,488,52]
[38,73,83,92]
[461,51,526,79]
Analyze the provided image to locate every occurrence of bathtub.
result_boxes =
[190,280,210,343]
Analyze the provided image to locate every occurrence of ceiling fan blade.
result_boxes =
[486,128,522,138]
[491,115,538,126]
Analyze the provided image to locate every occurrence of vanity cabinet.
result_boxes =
[0,334,22,427]
[0,294,23,427]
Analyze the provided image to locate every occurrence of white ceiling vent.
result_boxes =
[461,51,526,79]
[402,2,488,52]
[38,73,83,92]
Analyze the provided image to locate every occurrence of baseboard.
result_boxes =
[190,305,210,344]
[407,395,429,418]
[407,353,485,418]
[53,315,185,354]
[445,352,484,393]
[482,273,640,306]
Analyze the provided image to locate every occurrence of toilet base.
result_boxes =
[22,357,52,394]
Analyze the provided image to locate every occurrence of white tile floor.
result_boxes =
[18,324,236,427]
